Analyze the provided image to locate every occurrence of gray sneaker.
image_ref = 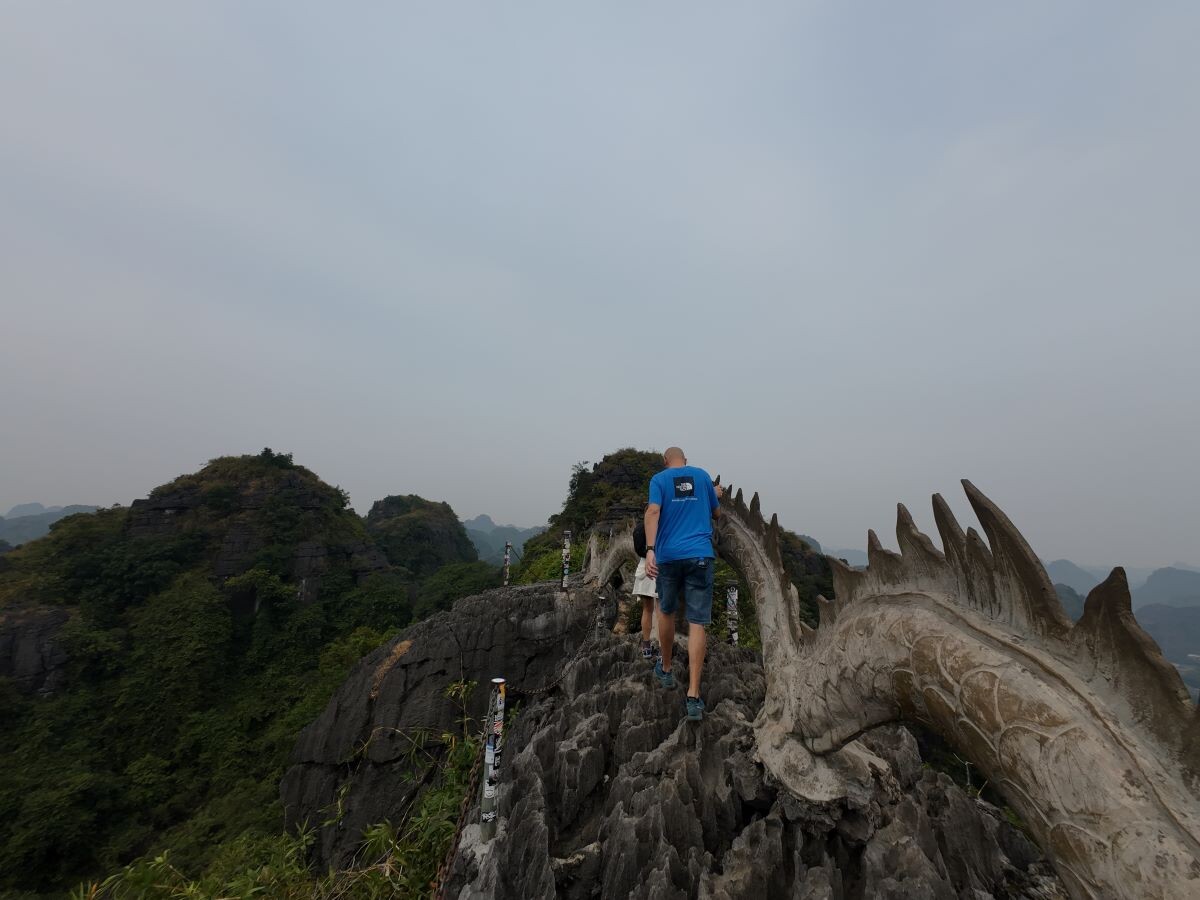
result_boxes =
[640,640,655,661]
[685,695,705,721]
[653,659,675,689]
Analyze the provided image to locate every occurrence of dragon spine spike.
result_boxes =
[1072,567,1199,780]
[867,529,882,553]
[816,594,838,627]
[866,529,905,584]
[827,554,863,602]
[964,526,994,570]
[931,492,968,562]
[895,503,947,570]
[749,491,762,523]
[733,488,745,510]
[713,474,721,486]
[961,479,1071,636]
[765,513,782,559]
[584,532,602,573]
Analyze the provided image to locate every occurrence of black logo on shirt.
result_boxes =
[673,476,695,500]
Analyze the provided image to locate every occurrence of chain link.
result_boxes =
[507,592,607,695]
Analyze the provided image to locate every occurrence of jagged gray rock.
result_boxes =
[285,578,1063,899]
[448,627,1062,900]
[281,581,605,868]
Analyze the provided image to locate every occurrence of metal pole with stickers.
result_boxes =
[561,530,571,590]
[502,541,512,587]
[726,586,739,646]
[479,677,506,841]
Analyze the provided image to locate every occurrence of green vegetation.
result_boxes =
[74,727,482,900]
[0,450,492,898]
[413,561,501,620]
[519,450,661,559]
[513,540,588,586]
[365,495,478,579]
[778,531,831,629]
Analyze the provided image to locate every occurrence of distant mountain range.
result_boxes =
[1135,604,1200,700]
[461,514,545,566]
[1046,562,1200,701]
[0,503,99,546]
[1043,559,1101,596]
[1052,583,1085,621]
[828,547,868,567]
[1045,561,1200,609]
[1133,567,1200,609]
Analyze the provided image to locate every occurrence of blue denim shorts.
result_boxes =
[657,557,715,625]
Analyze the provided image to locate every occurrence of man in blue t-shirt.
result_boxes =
[644,446,722,722]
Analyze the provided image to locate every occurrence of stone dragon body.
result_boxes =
[585,481,1200,900]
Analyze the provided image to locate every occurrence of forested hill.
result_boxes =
[0,449,489,895]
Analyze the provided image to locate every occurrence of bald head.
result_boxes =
[663,446,686,466]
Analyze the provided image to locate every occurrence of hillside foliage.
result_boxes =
[0,451,488,897]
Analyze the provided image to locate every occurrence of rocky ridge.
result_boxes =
[285,580,1065,899]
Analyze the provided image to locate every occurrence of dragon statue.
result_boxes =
[585,480,1200,900]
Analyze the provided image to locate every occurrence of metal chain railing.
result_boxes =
[506,600,604,696]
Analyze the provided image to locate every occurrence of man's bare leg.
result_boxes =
[657,603,676,672]
[687,623,706,698]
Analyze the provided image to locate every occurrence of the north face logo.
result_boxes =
[673,476,695,499]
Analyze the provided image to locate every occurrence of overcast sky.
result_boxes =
[2,2,1197,567]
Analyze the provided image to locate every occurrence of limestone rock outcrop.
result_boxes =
[0,605,69,695]
[286,579,1063,898]
[365,494,479,579]
[281,581,606,868]
[447,632,1061,900]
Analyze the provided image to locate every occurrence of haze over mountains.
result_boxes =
[461,514,544,565]
[0,503,99,547]
[1037,558,1200,701]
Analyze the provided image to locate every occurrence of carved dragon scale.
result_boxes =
[584,480,1200,900]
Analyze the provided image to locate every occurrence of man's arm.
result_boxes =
[711,480,723,518]
[644,503,661,577]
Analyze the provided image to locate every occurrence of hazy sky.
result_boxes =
[2,3,1197,567]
